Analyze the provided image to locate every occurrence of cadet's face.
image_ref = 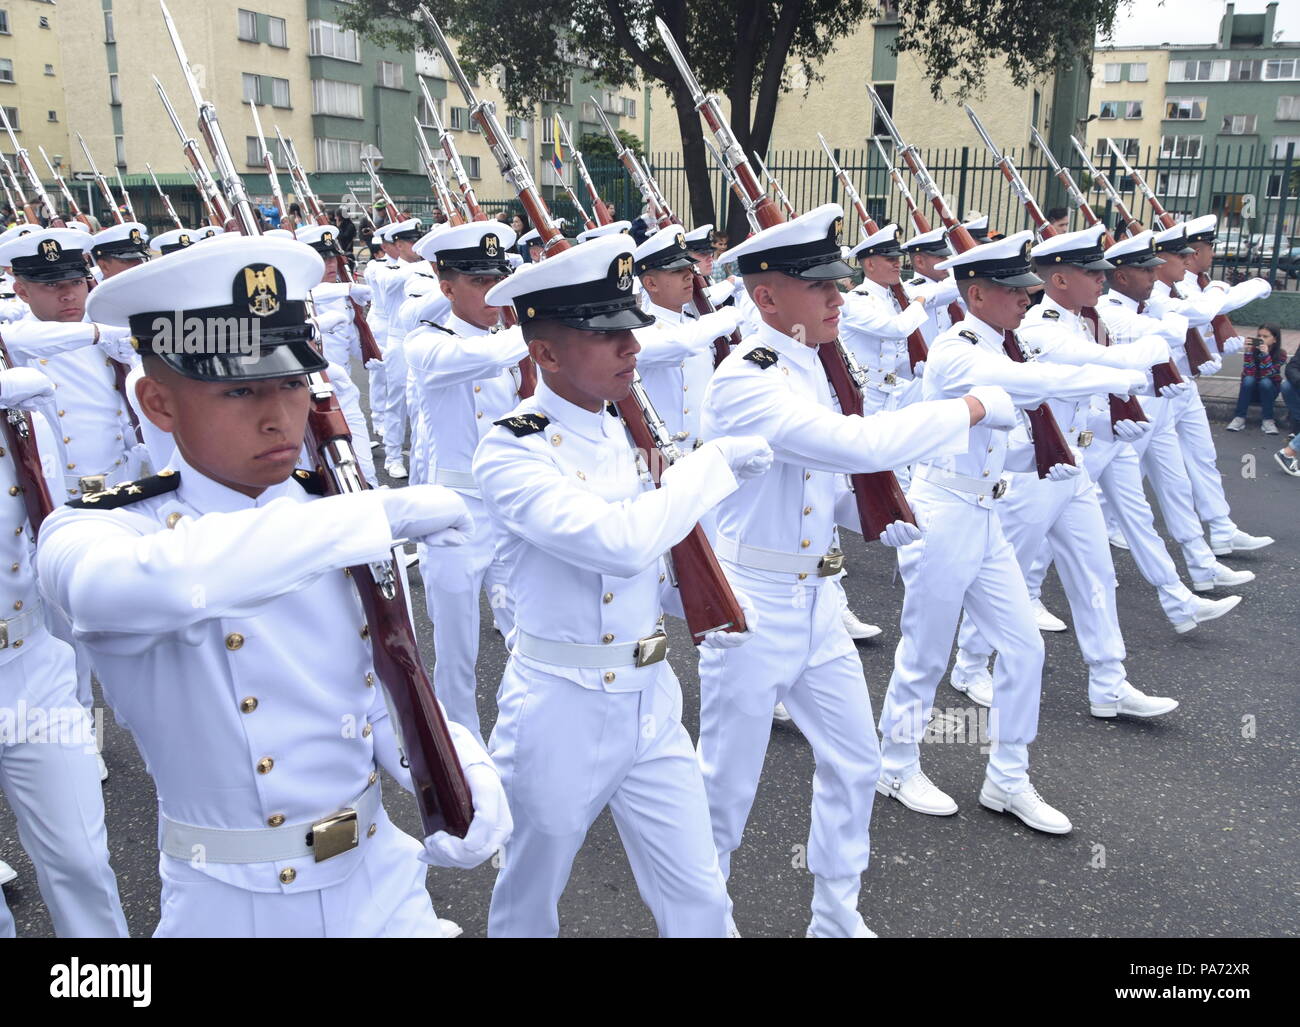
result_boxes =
[530,324,640,411]
[1155,252,1185,284]
[1189,241,1213,273]
[440,272,506,330]
[319,260,340,284]
[1049,265,1106,309]
[13,276,88,322]
[751,274,845,346]
[137,366,310,498]
[693,252,714,274]
[642,267,694,309]
[911,252,946,281]
[1113,266,1158,302]
[96,256,144,280]
[969,280,1031,331]
[862,253,903,286]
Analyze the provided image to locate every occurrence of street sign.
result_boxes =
[71,171,97,181]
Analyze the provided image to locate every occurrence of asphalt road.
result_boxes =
[3,417,1296,938]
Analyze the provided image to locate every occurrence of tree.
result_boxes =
[579,129,644,160]
[343,1,1128,241]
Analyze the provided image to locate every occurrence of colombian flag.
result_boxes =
[551,116,565,175]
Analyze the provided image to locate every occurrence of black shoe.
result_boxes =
[1274,449,1300,477]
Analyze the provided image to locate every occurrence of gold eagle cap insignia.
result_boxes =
[40,239,62,262]
[243,266,281,317]
[484,234,500,257]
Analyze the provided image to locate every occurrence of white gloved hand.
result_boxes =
[1158,379,1190,398]
[967,385,1017,430]
[879,519,923,548]
[1112,418,1150,442]
[348,282,373,305]
[1197,356,1223,376]
[420,763,512,870]
[94,324,138,363]
[314,309,349,336]
[364,357,384,371]
[0,367,54,411]
[1222,335,1245,355]
[695,307,741,342]
[1228,277,1272,306]
[378,484,473,547]
[1046,461,1081,482]
[703,435,774,482]
[911,360,926,379]
[700,590,756,650]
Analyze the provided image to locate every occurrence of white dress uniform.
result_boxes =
[876,233,1147,820]
[362,240,397,436]
[371,232,430,471]
[475,236,742,937]
[309,280,366,370]
[900,226,964,345]
[699,206,978,936]
[0,371,127,938]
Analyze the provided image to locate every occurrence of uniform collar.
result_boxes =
[756,320,819,370]
[645,300,685,325]
[1039,293,1081,326]
[170,448,300,515]
[534,377,615,442]
[1151,279,1173,298]
[445,311,490,338]
[962,312,1007,347]
[853,277,893,302]
[1105,289,1140,311]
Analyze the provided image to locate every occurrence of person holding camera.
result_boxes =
[1226,324,1286,434]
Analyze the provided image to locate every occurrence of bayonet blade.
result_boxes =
[963,104,1000,159]
[865,84,905,149]
[654,17,706,107]
[417,7,477,106]
[159,1,205,114]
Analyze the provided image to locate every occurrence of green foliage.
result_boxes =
[579,130,643,160]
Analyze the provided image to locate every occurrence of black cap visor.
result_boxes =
[156,328,328,382]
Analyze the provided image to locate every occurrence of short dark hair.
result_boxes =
[1046,207,1069,222]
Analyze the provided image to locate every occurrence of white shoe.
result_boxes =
[370,437,382,449]
[385,460,408,480]
[1108,528,1130,551]
[1090,682,1179,719]
[1032,598,1067,632]
[0,859,15,886]
[806,922,877,938]
[949,667,993,708]
[979,779,1072,834]
[876,770,959,816]
[1210,530,1274,556]
[97,753,109,782]
[403,548,420,568]
[1262,419,1279,435]
[772,702,793,724]
[437,918,463,938]
[1225,416,1246,431]
[1192,562,1256,591]
[1173,594,1242,634]
[841,609,882,640]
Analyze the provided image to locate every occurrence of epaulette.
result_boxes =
[67,471,180,509]
[744,346,779,369]
[414,271,439,280]
[419,320,455,334]
[1042,309,1060,319]
[958,329,980,344]
[1107,296,1123,304]
[292,468,328,496]
[907,277,925,287]
[494,413,550,436]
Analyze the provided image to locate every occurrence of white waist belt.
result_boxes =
[914,465,1007,499]
[433,467,477,490]
[62,465,130,499]
[514,629,669,669]
[160,779,381,865]
[0,600,43,650]
[714,533,843,577]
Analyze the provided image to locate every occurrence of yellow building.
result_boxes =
[1084,47,1169,162]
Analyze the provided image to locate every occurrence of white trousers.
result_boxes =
[488,662,728,937]
[365,318,388,437]
[420,494,514,740]
[0,629,127,938]
[878,484,1044,792]
[954,467,1128,705]
[1169,384,1234,535]
[380,337,409,467]
[698,572,879,936]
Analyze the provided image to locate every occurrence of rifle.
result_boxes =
[753,152,796,220]
[154,76,232,228]
[37,148,92,229]
[0,337,56,536]
[1073,137,1213,375]
[870,85,1074,479]
[115,168,138,223]
[655,19,915,537]
[360,153,405,226]
[703,137,758,232]
[0,153,36,225]
[1105,137,1236,353]
[0,107,63,227]
[160,0,471,838]
[414,118,462,225]
[0,170,25,224]
[145,163,185,229]
[819,133,928,368]
[969,112,1150,426]
[591,101,739,368]
[248,101,287,224]
[423,6,746,641]
[557,113,612,225]
[552,116,596,230]
[77,133,125,225]
[275,127,385,365]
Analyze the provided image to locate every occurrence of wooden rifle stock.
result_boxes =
[0,336,56,536]
[1001,331,1077,477]
[1142,193,1236,353]
[1079,307,1148,427]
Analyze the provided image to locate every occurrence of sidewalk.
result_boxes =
[1191,324,1293,426]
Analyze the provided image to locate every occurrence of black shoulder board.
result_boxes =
[292,468,328,496]
[419,320,455,334]
[494,413,550,436]
[907,277,925,287]
[744,346,779,369]
[1107,296,1123,304]
[1042,309,1060,320]
[415,271,438,280]
[605,402,620,417]
[958,329,980,344]
[717,295,736,308]
[67,471,181,509]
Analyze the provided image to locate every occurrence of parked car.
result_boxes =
[1275,247,1300,278]
[1213,230,1257,260]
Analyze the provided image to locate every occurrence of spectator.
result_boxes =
[1226,323,1286,434]
[1281,332,1300,431]
[1046,206,1069,234]
[510,213,527,236]
[495,210,511,224]
[1275,344,1300,476]
[334,208,357,268]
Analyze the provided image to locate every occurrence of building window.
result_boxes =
[464,155,481,179]
[416,93,441,127]
[2,106,18,130]
[115,136,125,166]
[377,61,404,89]
[269,77,290,108]
[870,83,895,138]
[238,9,257,42]
[1266,173,1299,200]
[1160,134,1202,159]
[1156,170,1200,198]
[450,105,469,131]
[315,137,361,172]
[1169,60,1226,82]
[1128,62,1147,83]
[1220,114,1257,135]
[1103,63,1121,83]
[38,16,48,29]
[0,11,9,34]
[46,110,56,122]
[1272,136,1300,159]
[109,73,120,104]
[1265,58,1299,81]
[315,80,364,119]
[0,58,13,83]
[246,136,289,169]
[1165,97,1206,121]
[1099,100,1120,120]
[1228,59,1260,81]
[1032,89,1041,128]
[308,20,360,62]
[103,10,113,42]
[506,114,526,138]
[267,16,287,49]
[242,72,261,105]
[1277,96,1300,121]
[1125,101,1143,119]
[623,96,636,118]
[540,77,571,104]
[44,64,54,76]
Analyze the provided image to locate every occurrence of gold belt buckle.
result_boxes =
[817,548,845,577]
[78,474,107,496]
[634,632,669,667]
[883,373,898,386]
[1077,430,1094,449]
[308,808,359,863]
[0,621,8,649]
[992,479,1009,500]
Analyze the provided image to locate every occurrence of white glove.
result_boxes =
[911,360,926,379]
[1158,379,1190,398]
[348,282,373,305]
[694,307,741,343]
[0,367,54,411]
[1122,369,1150,395]
[700,590,756,650]
[1112,418,1149,442]
[1046,461,1081,481]
[1222,335,1245,355]
[879,519,923,548]
[967,385,1017,430]
[364,357,384,371]
[1197,356,1222,377]
[314,309,349,336]
[704,435,774,482]
[94,324,138,363]
[420,763,512,870]
[1227,277,1271,307]
[378,484,473,547]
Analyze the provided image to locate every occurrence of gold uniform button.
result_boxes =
[279,867,296,885]
[988,446,994,454]
[11,639,21,648]
[10,563,18,573]
[800,539,811,549]
[476,411,483,419]
[803,506,812,515]
[39,359,47,365]
[7,486,18,497]
[225,632,244,651]
[14,526,23,536]
[804,472,812,480]
[63,436,71,444]
[58,410,65,417]
[362,723,372,738]
[368,771,378,786]
[798,572,808,580]
[367,823,377,838]
[658,573,666,583]
[603,671,616,684]
[266,814,285,827]
[240,696,258,714]
[602,592,614,604]
[257,757,274,774]
[602,633,614,643]
[550,433,562,446]
[360,624,370,640]
[683,407,689,415]
[576,470,586,480]
[66,462,76,470]
[166,512,183,529]
[683,385,689,392]
[365,672,374,687]
[982,470,989,477]
[13,600,22,610]
[473,386,481,393]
